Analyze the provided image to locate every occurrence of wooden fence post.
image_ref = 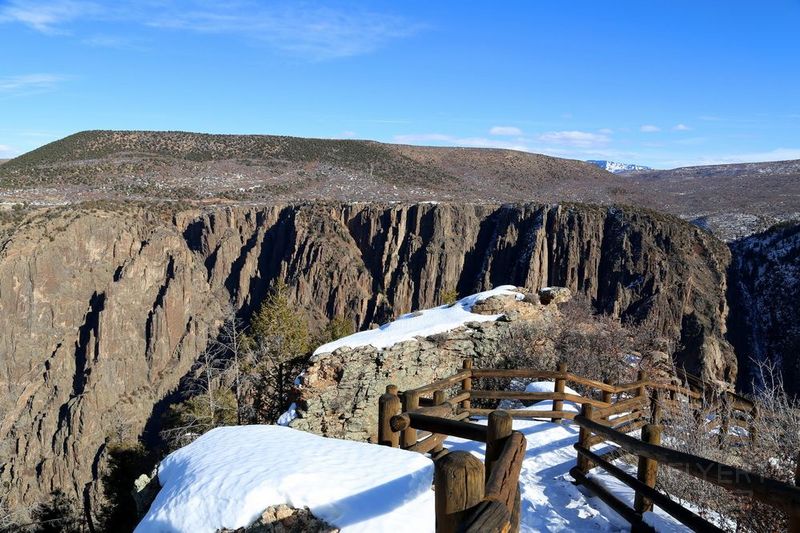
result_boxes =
[461,359,473,411]
[378,385,401,447]
[486,410,513,480]
[553,362,567,422]
[749,404,759,445]
[634,424,662,514]
[401,389,420,448]
[602,379,613,405]
[435,451,485,533]
[576,404,594,474]
[790,453,800,533]
[650,390,662,425]
[432,389,446,454]
[636,370,647,399]
[718,394,730,447]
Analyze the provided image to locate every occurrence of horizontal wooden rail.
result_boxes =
[407,369,472,394]
[574,414,800,514]
[469,389,611,408]
[468,408,576,420]
[594,396,649,418]
[391,412,489,443]
[574,445,725,532]
[471,368,564,379]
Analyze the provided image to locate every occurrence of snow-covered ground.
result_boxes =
[312,285,524,356]
[137,393,693,532]
[135,426,435,533]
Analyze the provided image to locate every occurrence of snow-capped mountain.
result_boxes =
[586,160,652,173]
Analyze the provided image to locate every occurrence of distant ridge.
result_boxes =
[0,129,618,204]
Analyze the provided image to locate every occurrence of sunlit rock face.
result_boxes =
[0,201,735,518]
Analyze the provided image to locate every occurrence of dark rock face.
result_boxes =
[728,222,800,396]
[0,202,735,518]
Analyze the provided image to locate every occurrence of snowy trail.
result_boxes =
[445,416,691,532]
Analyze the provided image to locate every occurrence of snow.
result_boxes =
[586,160,652,173]
[276,403,297,426]
[135,425,434,533]
[312,285,524,357]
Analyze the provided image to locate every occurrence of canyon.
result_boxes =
[0,201,740,520]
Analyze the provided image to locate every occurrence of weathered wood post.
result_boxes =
[435,451,485,533]
[650,390,662,425]
[401,389,420,449]
[576,403,594,474]
[718,394,730,447]
[432,389,446,454]
[790,452,800,533]
[378,385,401,447]
[486,410,513,480]
[634,424,662,514]
[749,404,759,445]
[636,370,647,399]
[461,359,473,411]
[601,378,613,405]
[553,362,567,422]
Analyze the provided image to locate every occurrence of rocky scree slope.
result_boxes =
[0,201,734,519]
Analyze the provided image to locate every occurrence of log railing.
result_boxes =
[376,359,764,532]
[571,407,800,532]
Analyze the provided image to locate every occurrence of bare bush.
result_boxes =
[657,359,800,531]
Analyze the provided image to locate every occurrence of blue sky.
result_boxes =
[1,0,798,168]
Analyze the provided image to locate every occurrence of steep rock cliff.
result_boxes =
[728,222,800,396]
[0,201,735,518]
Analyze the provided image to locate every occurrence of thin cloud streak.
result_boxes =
[0,73,65,93]
[0,1,421,60]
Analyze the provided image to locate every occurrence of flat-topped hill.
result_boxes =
[0,130,619,205]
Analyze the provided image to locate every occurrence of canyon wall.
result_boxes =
[0,201,735,519]
[728,222,800,396]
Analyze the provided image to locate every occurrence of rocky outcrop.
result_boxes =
[728,222,800,396]
[219,504,338,533]
[289,288,560,441]
[0,201,735,518]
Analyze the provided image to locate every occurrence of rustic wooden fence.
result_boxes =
[377,359,798,532]
[571,410,800,532]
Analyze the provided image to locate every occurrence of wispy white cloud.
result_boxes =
[598,128,614,135]
[0,0,102,34]
[640,124,661,133]
[0,144,14,156]
[0,73,64,94]
[672,123,691,131]
[489,126,522,136]
[149,4,421,60]
[536,130,610,148]
[0,1,421,60]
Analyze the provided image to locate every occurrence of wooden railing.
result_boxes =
[376,359,781,532]
[571,410,800,532]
